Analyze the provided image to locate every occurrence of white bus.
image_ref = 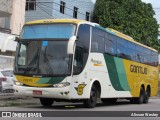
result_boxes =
[13,19,158,108]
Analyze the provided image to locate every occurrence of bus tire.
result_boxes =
[40,98,54,107]
[101,98,117,104]
[83,85,97,108]
[143,87,150,104]
[131,87,145,104]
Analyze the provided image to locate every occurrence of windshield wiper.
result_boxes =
[23,48,40,75]
[43,47,54,75]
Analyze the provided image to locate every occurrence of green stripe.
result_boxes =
[104,54,124,91]
[114,57,130,91]
[95,25,116,35]
[36,78,51,84]
[36,77,65,84]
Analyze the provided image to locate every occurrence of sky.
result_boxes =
[141,0,160,24]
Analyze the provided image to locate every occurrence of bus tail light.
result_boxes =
[0,77,7,81]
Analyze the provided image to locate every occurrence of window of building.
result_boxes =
[26,0,36,11]
[60,1,65,14]
[73,7,78,18]
[86,12,90,21]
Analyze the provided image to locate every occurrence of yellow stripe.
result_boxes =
[25,19,86,25]
[94,64,104,66]
[15,75,50,87]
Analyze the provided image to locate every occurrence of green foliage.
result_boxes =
[93,0,160,52]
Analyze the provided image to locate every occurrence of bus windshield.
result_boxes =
[20,24,76,39]
[15,40,72,76]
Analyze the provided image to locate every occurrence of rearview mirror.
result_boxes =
[67,36,77,54]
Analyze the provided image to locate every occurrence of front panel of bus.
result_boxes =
[13,23,78,99]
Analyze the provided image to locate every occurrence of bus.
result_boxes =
[13,19,159,108]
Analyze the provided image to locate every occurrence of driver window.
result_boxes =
[73,46,83,75]
[18,44,26,65]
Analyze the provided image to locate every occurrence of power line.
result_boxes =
[40,1,91,17]
[14,1,92,17]
[25,1,92,19]
[36,4,54,18]
[38,3,74,18]
[153,8,160,9]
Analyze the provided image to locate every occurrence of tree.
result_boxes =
[93,0,160,52]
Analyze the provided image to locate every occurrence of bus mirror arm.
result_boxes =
[15,36,20,42]
[67,36,77,54]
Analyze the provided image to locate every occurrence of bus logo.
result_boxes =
[130,65,147,74]
[77,84,86,95]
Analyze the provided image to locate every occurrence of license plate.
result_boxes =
[33,90,42,95]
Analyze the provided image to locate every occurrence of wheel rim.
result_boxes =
[145,89,150,102]
[90,89,96,103]
[146,91,149,99]
[140,89,144,103]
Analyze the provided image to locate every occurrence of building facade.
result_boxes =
[0,0,25,56]
[0,0,12,34]
[0,0,26,35]
[25,0,96,22]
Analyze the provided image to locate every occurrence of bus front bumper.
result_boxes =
[13,85,71,99]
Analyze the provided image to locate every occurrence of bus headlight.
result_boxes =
[13,80,24,86]
[53,82,70,88]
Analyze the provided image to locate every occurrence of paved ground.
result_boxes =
[0,98,160,120]
[0,98,160,111]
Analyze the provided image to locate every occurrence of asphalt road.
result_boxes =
[0,98,160,120]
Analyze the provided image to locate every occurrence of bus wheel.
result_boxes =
[83,85,97,108]
[101,98,117,104]
[131,87,145,104]
[143,87,150,104]
[40,98,54,107]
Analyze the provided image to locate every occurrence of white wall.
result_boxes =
[10,0,26,35]
[0,32,17,52]
[0,0,12,17]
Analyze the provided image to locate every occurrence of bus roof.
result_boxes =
[25,19,157,52]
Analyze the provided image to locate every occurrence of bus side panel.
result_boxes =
[70,53,133,99]
[123,59,159,97]
[86,53,132,98]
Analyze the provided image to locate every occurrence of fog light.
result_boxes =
[53,82,70,88]
[13,79,23,86]
[64,91,69,95]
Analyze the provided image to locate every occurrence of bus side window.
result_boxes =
[91,27,105,53]
[117,38,128,59]
[143,48,151,65]
[73,46,83,75]
[127,42,136,61]
[151,51,158,67]
[136,45,144,63]
[105,34,116,56]
[18,44,26,66]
